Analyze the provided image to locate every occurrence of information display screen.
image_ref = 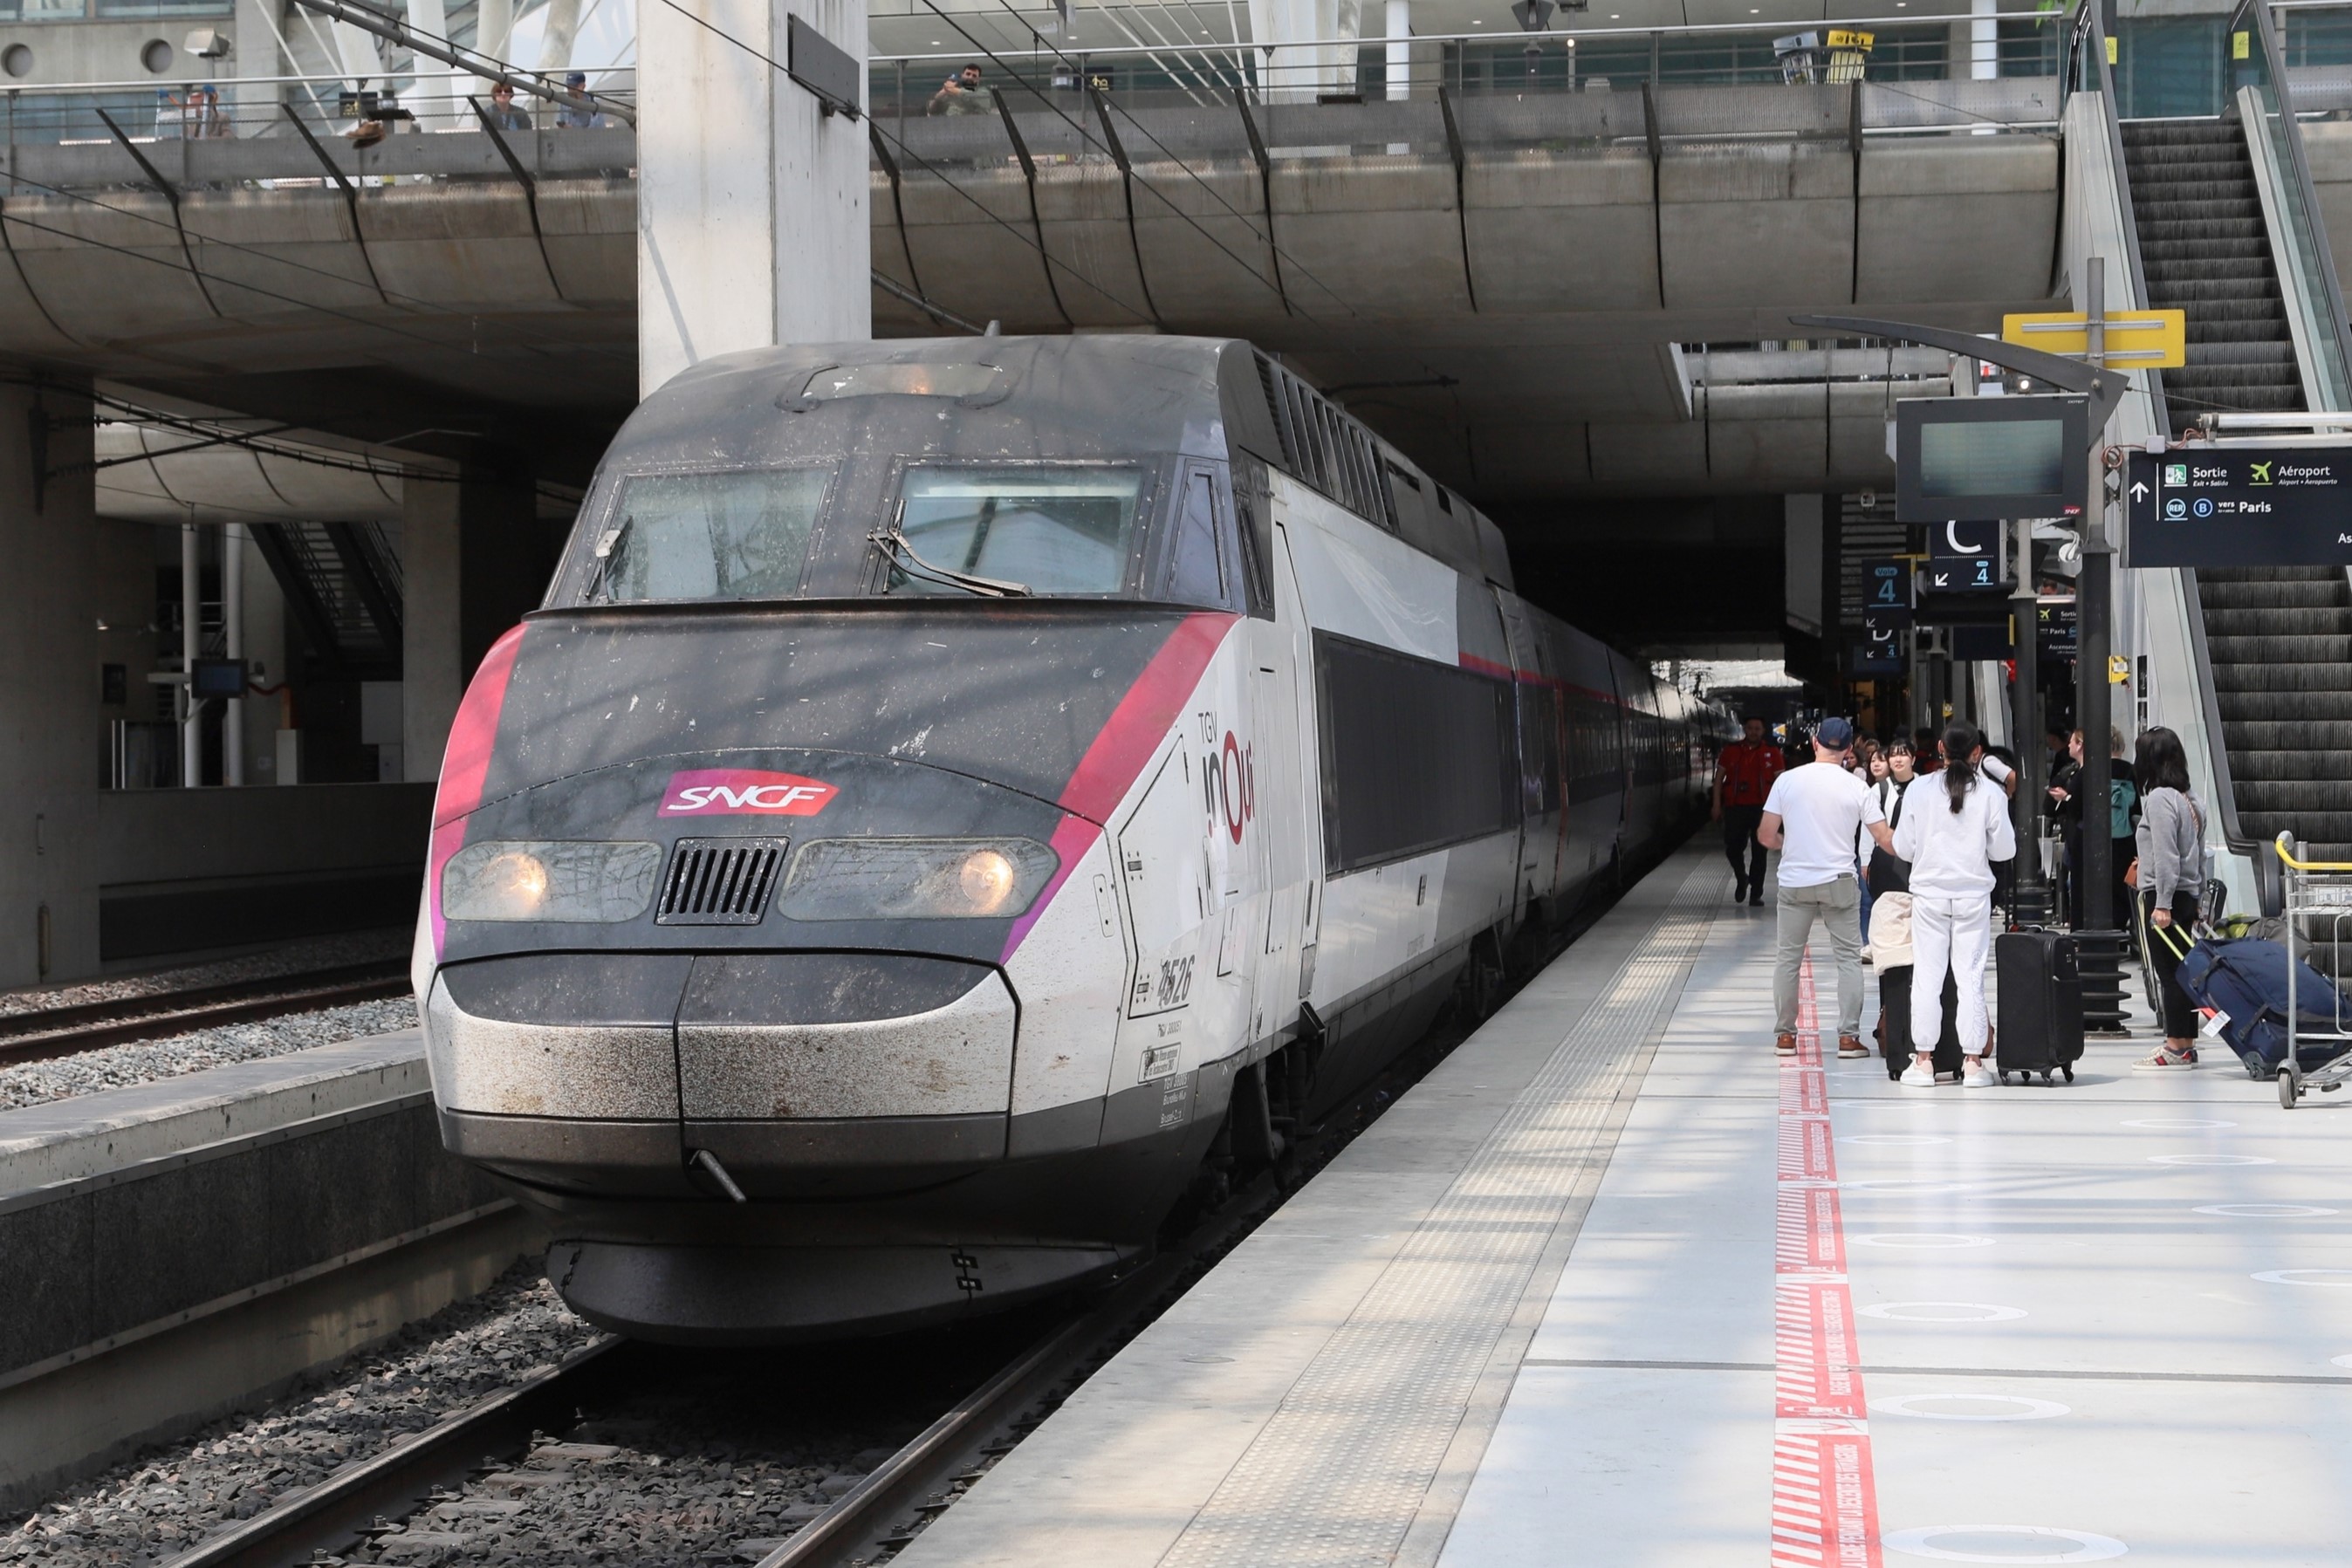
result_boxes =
[1917,420,2067,503]
[1896,395,2088,523]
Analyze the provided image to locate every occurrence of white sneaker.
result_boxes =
[1899,1060,1936,1087]
[1962,1058,1997,1088]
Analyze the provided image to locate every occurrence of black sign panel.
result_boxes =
[1951,623,2012,662]
[1918,520,2004,593]
[1859,557,1913,626]
[2127,448,2352,566]
[2036,598,2078,661]
[787,15,864,119]
[1896,394,2090,523]
[1848,632,1904,674]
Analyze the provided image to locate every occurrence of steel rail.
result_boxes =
[0,961,410,1062]
[151,1338,635,1568]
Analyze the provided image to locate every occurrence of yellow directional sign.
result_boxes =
[2001,309,2187,368]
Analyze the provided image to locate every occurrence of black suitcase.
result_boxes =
[1877,966,1965,1081]
[1996,929,2085,1084]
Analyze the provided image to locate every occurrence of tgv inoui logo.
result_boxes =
[658,769,838,817]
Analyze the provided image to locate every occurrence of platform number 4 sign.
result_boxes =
[1860,557,1913,627]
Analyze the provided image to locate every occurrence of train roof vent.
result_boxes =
[656,838,786,926]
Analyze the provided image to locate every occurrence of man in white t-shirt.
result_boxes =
[1759,717,1896,1058]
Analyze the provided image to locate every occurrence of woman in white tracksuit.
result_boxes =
[1892,721,2017,1088]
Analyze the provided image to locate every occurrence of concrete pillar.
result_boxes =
[230,0,286,134]
[538,0,583,72]
[1249,0,1346,99]
[0,380,99,986]
[638,0,870,399]
[401,473,542,784]
[223,523,244,786]
[1384,0,1409,99]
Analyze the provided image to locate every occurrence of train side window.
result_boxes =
[1162,469,1230,608]
[1231,455,1275,619]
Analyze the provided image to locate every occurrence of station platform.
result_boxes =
[894,843,2352,1568]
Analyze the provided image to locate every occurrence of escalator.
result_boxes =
[2100,12,2352,896]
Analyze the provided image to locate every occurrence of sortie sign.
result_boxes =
[2127,446,2352,566]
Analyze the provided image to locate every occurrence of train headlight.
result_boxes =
[779,838,1058,921]
[442,840,663,921]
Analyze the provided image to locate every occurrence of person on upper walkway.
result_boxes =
[928,64,994,114]
[557,72,601,128]
[484,81,533,132]
[1892,721,2015,1088]
[1713,715,1783,907]
[1759,716,1896,1060]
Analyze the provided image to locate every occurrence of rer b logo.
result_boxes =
[658,768,837,817]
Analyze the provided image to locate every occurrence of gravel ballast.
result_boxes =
[0,996,422,1113]
[0,1266,600,1568]
[0,931,409,1021]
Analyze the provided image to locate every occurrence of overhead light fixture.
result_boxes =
[1511,0,1554,24]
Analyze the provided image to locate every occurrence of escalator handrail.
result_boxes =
[2238,0,2352,406]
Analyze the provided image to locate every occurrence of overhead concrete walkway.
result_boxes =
[893,845,2352,1567]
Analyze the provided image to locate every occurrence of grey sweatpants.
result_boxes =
[1773,875,1865,1037]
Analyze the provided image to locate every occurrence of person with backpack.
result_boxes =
[2131,727,2211,1070]
[1892,721,2016,1087]
[2050,727,2138,930]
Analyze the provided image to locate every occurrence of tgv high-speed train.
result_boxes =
[414,336,1732,1343]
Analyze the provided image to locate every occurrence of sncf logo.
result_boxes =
[658,769,837,817]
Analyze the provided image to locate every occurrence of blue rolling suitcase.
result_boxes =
[2169,935,2351,1079]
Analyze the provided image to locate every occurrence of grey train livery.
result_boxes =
[413,336,1731,1342]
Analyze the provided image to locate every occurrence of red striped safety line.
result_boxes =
[1772,955,1883,1568]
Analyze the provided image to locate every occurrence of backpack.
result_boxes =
[2109,777,2137,840]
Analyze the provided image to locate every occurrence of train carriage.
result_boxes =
[415,335,1731,1343]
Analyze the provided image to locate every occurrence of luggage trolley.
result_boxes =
[2273,834,2352,1109]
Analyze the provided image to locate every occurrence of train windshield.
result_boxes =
[887,466,1145,598]
[585,469,828,603]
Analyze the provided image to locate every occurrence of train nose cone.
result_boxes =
[428,951,1018,1197]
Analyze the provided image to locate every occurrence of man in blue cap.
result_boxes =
[1758,716,1896,1058]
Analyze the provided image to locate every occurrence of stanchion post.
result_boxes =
[2077,256,2129,1030]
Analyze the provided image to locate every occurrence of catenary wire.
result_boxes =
[0,162,632,368]
[644,0,1159,323]
[926,0,1354,318]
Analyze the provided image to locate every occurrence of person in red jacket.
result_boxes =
[1713,716,1785,906]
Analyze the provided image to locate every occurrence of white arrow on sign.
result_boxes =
[2129,480,2150,503]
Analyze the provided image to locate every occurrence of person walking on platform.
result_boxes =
[2131,727,2211,1071]
[1855,746,1896,946]
[1892,721,2015,1088]
[1714,715,1783,907]
[1759,717,1894,1058]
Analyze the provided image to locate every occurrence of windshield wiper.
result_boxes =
[869,524,1032,599]
[584,515,633,602]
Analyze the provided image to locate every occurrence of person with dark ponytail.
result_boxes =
[1890,720,2017,1087]
[2131,727,2211,1070]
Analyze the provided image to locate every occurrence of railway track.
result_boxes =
[131,863,1644,1568]
[0,962,411,1064]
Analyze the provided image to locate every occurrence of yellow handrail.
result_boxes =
[2275,832,2352,873]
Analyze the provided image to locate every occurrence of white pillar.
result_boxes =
[1971,0,1998,80]
[1384,0,1409,99]
[473,0,515,106]
[181,522,202,790]
[1248,0,1342,101]
[223,523,245,786]
[538,0,582,72]
[638,0,870,397]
